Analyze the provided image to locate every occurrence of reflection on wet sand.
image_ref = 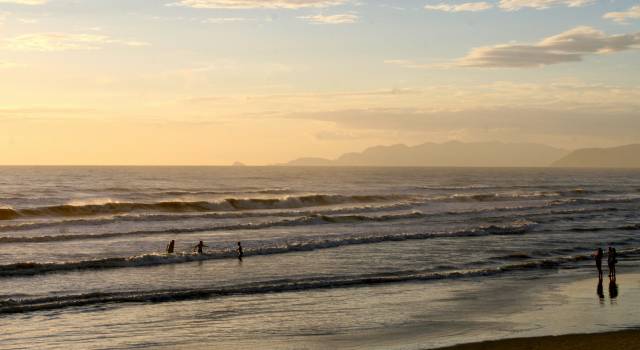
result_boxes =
[609,278,618,303]
[596,277,619,304]
[597,278,604,302]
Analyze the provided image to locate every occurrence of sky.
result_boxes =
[0,0,639,165]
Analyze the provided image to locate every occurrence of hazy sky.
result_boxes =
[0,0,639,165]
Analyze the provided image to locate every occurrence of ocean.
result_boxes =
[0,166,639,349]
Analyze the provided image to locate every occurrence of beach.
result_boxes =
[439,330,640,350]
[432,271,640,350]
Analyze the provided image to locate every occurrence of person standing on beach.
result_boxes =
[237,241,244,260]
[608,246,617,278]
[194,240,208,254]
[166,240,175,254]
[594,247,603,279]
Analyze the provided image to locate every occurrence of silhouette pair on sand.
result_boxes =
[594,246,617,280]
[594,246,618,300]
[165,240,244,260]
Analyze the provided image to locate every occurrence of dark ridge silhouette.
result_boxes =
[286,141,567,167]
[552,144,640,168]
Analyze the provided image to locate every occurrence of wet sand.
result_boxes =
[431,271,640,350]
[438,329,640,350]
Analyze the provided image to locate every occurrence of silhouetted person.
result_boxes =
[594,247,604,279]
[166,240,175,254]
[597,278,604,300]
[237,241,243,260]
[612,247,618,277]
[609,278,618,299]
[194,240,207,254]
[608,246,617,278]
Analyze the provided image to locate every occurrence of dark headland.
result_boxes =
[552,144,640,168]
[286,141,567,167]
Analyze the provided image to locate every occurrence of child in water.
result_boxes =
[166,240,175,254]
[194,240,208,254]
[237,241,243,260]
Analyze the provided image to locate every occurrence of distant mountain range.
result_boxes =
[286,141,568,167]
[285,142,640,168]
[552,144,640,168]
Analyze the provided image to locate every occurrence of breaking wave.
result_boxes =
[0,212,427,244]
[6,246,639,315]
[2,194,632,234]
[0,194,405,221]
[0,221,536,277]
[551,197,640,206]
[0,202,418,233]
[437,189,615,202]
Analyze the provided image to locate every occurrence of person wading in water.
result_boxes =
[194,240,208,254]
[166,240,175,254]
[237,241,244,260]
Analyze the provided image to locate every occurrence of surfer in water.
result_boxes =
[166,240,175,254]
[194,240,208,254]
[237,241,243,260]
[594,247,603,280]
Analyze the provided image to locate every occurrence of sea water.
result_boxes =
[0,167,639,349]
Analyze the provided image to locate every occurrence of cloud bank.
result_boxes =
[456,26,640,67]
[604,5,640,24]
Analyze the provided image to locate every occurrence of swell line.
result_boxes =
[0,212,426,244]
[3,192,635,233]
[0,202,418,233]
[0,194,406,221]
[6,247,640,315]
[0,221,535,277]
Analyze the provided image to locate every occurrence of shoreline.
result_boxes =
[425,269,640,350]
[436,329,640,350]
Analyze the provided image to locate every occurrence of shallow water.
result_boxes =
[0,167,639,348]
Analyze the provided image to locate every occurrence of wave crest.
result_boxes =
[0,211,428,244]
[6,246,637,315]
[0,221,536,277]
[0,194,405,220]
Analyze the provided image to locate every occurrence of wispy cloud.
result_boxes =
[0,11,10,23]
[170,0,347,9]
[455,26,640,68]
[384,59,435,69]
[0,61,25,69]
[315,130,369,140]
[17,17,39,23]
[202,17,256,23]
[0,0,47,4]
[298,13,358,24]
[498,0,593,11]
[425,2,493,12]
[3,32,150,52]
[604,5,640,24]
